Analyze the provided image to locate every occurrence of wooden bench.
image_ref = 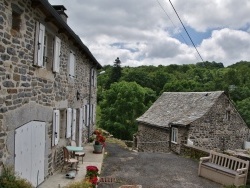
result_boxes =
[198,150,249,187]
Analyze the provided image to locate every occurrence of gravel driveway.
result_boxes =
[99,142,222,188]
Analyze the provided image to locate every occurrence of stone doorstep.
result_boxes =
[119,185,142,188]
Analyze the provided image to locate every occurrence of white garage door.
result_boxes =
[15,121,45,187]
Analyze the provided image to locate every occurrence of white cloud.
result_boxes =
[200,28,250,66]
[49,0,250,67]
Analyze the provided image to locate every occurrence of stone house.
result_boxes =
[0,0,102,186]
[136,91,249,154]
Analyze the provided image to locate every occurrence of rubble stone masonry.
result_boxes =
[0,0,97,178]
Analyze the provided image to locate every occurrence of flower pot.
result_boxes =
[93,144,103,154]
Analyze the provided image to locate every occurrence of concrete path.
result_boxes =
[39,143,104,188]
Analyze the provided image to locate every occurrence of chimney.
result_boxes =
[52,5,68,23]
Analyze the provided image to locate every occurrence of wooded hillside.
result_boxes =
[97,61,250,140]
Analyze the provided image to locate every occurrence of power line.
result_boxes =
[168,0,204,62]
[156,0,189,46]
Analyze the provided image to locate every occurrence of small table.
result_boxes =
[66,146,84,158]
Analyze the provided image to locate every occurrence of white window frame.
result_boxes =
[53,36,61,73]
[68,51,75,78]
[171,127,178,144]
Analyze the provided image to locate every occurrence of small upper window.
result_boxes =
[11,4,23,32]
[226,110,231,121]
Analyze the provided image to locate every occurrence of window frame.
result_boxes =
[171,127,178,144]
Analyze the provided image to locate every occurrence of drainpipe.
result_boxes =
[88,66,95,142]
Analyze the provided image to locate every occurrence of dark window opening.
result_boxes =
[12,11,21,31]
[226,110,231,121]
[11,3,23,34]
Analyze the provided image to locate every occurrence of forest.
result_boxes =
[97,59,250,140]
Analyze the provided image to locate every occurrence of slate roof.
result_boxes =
[136,91,225,128]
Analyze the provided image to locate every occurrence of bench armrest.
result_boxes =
[200,156,211,163]
[237,168,248,174]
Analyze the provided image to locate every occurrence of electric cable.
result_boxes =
[168,0,204,62]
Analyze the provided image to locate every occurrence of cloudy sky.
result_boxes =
[48,0,250,67]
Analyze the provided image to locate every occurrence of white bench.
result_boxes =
[198,150,249,187]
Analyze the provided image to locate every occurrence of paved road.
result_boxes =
[99,142,222,188]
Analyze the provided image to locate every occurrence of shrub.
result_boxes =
[64,179,92,188]
[0,166,32,188]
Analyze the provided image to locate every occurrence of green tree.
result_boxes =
[236,97,250,127]
[99,81,149,140]
[106,57,122,89]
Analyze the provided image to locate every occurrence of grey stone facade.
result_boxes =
[0,0,101,182]
[136,92,249,154]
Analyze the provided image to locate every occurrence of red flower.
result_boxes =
[89,176,98,185]
[86,166,99,172]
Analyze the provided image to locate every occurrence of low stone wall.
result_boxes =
[181,144,210,160]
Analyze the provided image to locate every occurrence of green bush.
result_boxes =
[0,166,32,188]
[64,179,93,188]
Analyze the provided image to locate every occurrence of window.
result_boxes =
[34,21,61,72]
[11,4,23,32]
[91,69,96,86]
[68,52,75,78]
[85,104,89,127]
[226,110,231,121]
[171,128,178,143]
[12,11,21,31]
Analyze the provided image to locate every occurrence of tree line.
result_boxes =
[97,60,250,140]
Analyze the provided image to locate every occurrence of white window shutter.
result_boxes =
[72,109,76,140]
[69,52,75,77]
[78,108,83,146]
[53,110,60,146]
[53,36,61,73]
[66,108,72,138]
[37,23,45,67]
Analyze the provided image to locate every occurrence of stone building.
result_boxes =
[0,0,102,186]
[136,91,249,154]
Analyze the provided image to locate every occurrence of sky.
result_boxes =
[48,0,250,67]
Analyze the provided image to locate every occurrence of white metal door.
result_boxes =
[15,121,45,187]
[15,122,32,183]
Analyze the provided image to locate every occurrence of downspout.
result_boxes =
[88,65,95,142]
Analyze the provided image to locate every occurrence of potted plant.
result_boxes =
[85,166,99,187]
[93,129,106,153]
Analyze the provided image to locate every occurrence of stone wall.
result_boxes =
[0,0,98,178]
[188,93,249,152]
[137,124,170,153]
[137,93,249,155]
